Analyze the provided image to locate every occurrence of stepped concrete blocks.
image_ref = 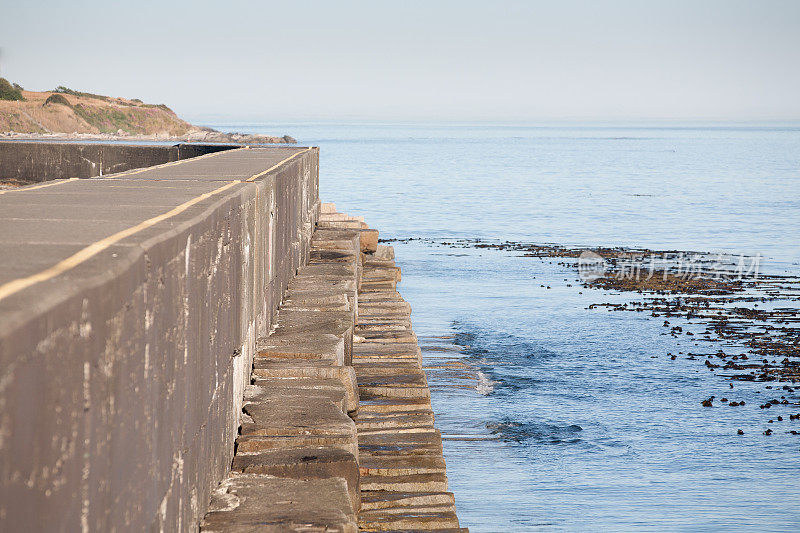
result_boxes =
[200,475,357,533]
[203,208,464,532]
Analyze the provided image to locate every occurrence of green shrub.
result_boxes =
[0,78,24,101]
[44,93,72,107]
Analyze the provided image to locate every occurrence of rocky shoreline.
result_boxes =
[383,237,800,436]
[0,128,296,145]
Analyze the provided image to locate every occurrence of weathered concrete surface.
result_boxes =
[200,475,357,532]
[0,145,319,531]
[0,140,237,183]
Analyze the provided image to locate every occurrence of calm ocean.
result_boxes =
[209,122,800,531]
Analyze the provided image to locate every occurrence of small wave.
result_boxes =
[475,371,498,395]
[487,419,583,444]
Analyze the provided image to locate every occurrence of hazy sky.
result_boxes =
[1,0,799,121]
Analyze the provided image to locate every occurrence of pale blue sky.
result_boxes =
[1,0,799,121]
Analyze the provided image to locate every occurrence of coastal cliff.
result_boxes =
[0,80,294,143]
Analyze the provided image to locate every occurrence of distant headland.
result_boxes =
[0,78,295,144]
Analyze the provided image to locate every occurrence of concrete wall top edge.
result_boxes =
[0,147,315,351]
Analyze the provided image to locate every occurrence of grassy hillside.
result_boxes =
[0,80,194,136]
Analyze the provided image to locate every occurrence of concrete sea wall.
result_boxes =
[0,145,319,530]
[0,141,236,183]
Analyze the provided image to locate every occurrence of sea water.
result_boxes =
[207,122,800,531]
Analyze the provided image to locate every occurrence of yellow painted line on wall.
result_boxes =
[0,177,79,196]
[0,180,241,302]
[245,148,313,182]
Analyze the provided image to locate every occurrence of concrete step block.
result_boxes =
[359,503,457,516]
[200,474,357,532]
[358,330,418,343]
[317,220,364,231]
[355,322,412,332]
[252,362,359,415]
[313,228,362,243]
[357,386,430,401]
[352,356,422,367]
[353,342,420,355]
[356,407,435,419]
[357,291,403,302]
[358,398,434,414]
[356,371,428,388]
[248,377,354,414]
[359,446,444,459]
[241,396,355,439]
[232,447,360,512]
[355,412,436,431]
[359,455,446,477]
[257,332,346,366]
[363,529,468,533]
[309,249,360,267]
[352,362,425,374]
[373,244,395,260]
[362,266,401,282]
[273,309,354,364]
[359,473,449,493]
[363,257,397,269]
[297,262,358,279]
[359,229,379,253]
[357,430,443,450]
[356,425,440,436]
[360,279,397,291]
[237,433,358,458]
[360,491,455,511]
[358,302,411,318]
[358,445,442,460]
[318,213,364,222]
[357,509,461,533]
[245,381,347,413]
